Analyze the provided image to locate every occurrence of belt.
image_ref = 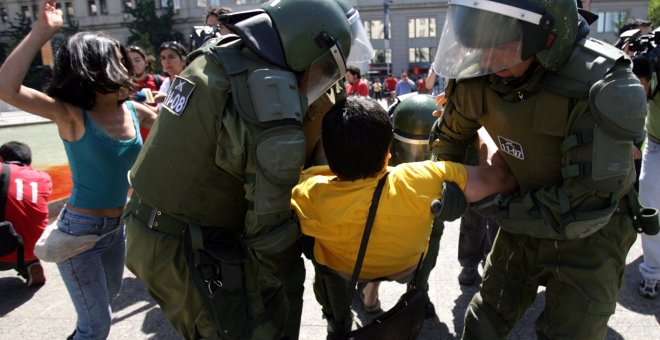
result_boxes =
[128,194,187,237]
[648,133,660,145]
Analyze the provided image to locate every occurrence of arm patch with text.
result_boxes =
[163,76,196,116]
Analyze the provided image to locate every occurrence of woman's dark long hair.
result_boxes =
[46,32,135,110]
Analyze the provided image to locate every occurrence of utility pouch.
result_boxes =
[183,220,250,339]
[627,190,660,235]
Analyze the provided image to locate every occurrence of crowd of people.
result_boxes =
[345,70,442,105]
[0,0,657,339]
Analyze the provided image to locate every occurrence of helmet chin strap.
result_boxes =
[329,44,347,77]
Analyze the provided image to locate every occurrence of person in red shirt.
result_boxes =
[128,46,163,141]
[345,66,369,96]
[417,74,427,94]
[384,73,398,106]
[0,141,52,287]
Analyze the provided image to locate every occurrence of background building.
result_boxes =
[0,0,649,80]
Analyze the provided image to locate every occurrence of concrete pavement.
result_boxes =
[0,110,50,127]
[1,103,658,339]
[1,218,658,339]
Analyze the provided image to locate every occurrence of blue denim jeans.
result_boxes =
[55,207,125,340]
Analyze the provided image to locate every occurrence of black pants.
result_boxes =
[458,209,498,268]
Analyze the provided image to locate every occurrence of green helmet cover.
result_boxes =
[529,0,579,70]
[392,94,438,137]
[262,0,352,72]
[390,94,438,164]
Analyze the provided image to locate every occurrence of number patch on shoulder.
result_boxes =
[163,76,196,116]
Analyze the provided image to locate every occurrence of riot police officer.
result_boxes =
[123,0,374,338]
[388,94,457,311]
[429,0,650,338]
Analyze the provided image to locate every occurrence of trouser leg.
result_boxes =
[458,210,488,268]
[257,241,306,340]
[638,140,660,281]
[536,214,636,339]
[462,231,539,340]
[464,212,636,340]
[414,218,445,292]
[125,213,213,339]
[312,263,352,337]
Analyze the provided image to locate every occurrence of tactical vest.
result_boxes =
[455,38,639,195]
[448,37,653,239]
[130,35,305,231]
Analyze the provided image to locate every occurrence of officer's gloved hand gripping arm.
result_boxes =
[431,69,654,240]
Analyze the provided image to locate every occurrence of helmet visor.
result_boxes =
[346,10,375,64]
[434,1,532,79]
[299,44,344,105]
[391,138,431,164]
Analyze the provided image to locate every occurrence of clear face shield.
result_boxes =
[346,9,375,65]
[433,0,544,79]
[391,137,431,165]
[299,9,374,104]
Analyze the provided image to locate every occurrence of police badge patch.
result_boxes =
[163,76,196,116]
[497,135,524,160]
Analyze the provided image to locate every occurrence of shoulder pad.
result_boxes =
[204,38,304,127]
[541,38,628,98]
[590,64,646,139]
[186,34,241,64]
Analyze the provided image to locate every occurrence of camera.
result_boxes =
[189,25,222,52]
[617,27,660,98]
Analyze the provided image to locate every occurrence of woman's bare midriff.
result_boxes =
[66,204,124,218]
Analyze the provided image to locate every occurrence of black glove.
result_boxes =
[431,181,468,221]
[470,192,513,219]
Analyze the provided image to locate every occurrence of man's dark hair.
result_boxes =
[346,66,361,79]
[619,18,652,35]
[322,96,393,180]
[206,7,232,24]
[0,141,32,166]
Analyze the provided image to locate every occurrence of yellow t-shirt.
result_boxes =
[291,160,467,279]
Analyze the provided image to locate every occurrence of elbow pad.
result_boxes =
[589,66,647,183]
[431,181,468,221]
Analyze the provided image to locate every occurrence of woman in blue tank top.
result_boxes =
[0,1,157,339]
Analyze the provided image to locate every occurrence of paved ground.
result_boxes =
[0,110,50,127]
[1,218,658,339]
[1,103,658,339]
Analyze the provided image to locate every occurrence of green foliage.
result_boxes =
[52,17,80,57]
[649,0,660,27]
[2,11,51,90]
[3,11,33,57]
[125,0,185,68]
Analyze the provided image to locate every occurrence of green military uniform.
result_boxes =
[122,1,374,338]
[429,1,649,339]
[434,60,640,339]
[125,41,306,339]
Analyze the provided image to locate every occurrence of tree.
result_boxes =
[2,11,51,90]
[649,0,660,26]
[125,0,185,69]
[0,10,79,90]
[3,11,33,59]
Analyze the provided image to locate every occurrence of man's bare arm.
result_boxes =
[463,165,517,202]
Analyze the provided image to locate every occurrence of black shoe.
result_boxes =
[458,266,480,286]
